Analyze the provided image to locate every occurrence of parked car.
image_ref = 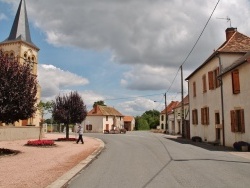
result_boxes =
[104,128,127,134]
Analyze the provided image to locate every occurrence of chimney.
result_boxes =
[225,27,237,41]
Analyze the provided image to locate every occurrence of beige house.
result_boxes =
[219,51,250,146]
[84,105,124,133]
[171,95,189,137]
[124,116,135,131]
[159,101,179,132]
[0,0,41,127]
[186,28,250,147]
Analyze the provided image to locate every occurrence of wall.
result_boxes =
[0,126,42,141]
[188,53,243,143]
[222,62,250,147]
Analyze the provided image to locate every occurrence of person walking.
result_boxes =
[76,124,84,144]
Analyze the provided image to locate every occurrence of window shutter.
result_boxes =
[195,109,198,125]
[215,67,220,87]
[201,108,204,125]
[232,70,240,94]
[230,110,235,132]
[206,107,209,125]
[193,82,196,97]
[192,110,195,125]
[202,75,207,93]
[240,109,245,133]
[208,71,214,90]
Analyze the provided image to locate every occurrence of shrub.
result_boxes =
[26,140,55,146]
[191,136,202,142]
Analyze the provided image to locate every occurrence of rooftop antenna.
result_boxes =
[216,16,231,27]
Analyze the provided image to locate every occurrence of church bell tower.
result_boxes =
[0,0,41,126]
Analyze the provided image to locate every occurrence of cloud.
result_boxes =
[0,13,7,21]
[38,64,89,101]
[25,0,250,70]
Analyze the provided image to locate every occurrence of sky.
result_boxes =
[0,0,250,116]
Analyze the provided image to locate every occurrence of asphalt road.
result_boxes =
[67,131,250,188]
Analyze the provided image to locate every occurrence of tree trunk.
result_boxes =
[66,124,69,139]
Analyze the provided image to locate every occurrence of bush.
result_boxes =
[191,136,202,142]
[233,141,249,151]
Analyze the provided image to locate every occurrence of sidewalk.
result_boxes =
[164,134,250,160]
[0,133,104,188]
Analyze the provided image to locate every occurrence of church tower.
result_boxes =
[0,0,41,126]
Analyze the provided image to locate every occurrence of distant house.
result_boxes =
[124,116,135,131]
[159,101,179,131]
[218,51,250,147]
[185,28,250,146]
[171,95,189,137]
[83,105,124,133]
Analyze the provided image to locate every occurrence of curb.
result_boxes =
[46,138,105,188]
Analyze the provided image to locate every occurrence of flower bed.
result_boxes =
[56,138,77,141]
[25,140,55,147]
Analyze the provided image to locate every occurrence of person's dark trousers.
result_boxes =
[76,135,84,144]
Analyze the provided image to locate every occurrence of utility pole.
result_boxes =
[181,65,185,138]
[164,93,168,133]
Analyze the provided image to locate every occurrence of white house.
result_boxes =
[219,51,250,146]
[185,28,250,147]
[83,105,124,133]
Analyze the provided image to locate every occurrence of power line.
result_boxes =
[165,0,221,95]
[104,0,221,103]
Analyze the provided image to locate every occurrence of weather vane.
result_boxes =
[216,16,231,27]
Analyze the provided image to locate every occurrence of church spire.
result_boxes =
[6,0,35,46]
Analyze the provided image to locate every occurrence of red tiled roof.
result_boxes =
[161,101,179,114]
[175,95,189,108]
[124,116,134,122]
[88,105,124,116]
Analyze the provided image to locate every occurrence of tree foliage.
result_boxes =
[135,110,160,130]
[0,50,37,124]
[37,100,53,122]
[93,100,106,108]
[52,91,87,138]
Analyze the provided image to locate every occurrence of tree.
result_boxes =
[52,91,87,139]
[93,100,106,108]
[0,50,37,124]
[37,101,53,123]
[142,110,160,129]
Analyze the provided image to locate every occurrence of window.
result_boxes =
[161,115,164,121]
[215,112,220,124]
[208,67,220,90]
[192,109,198,125]
[214,67,220,88]
[201,107,209,125]
[232,69,240,94]
[231,109,245,133]
[208,71,214,90]
[193,81,196,97]
[106,116,108,121]
[202,74,207,93]
[86,124,92,130]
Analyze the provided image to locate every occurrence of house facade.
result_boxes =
[186,28,250,147]
[171,95,189,136]
[124,116,135,131]
[159,101,179,132]
[0,0,41,126]
[83,105,124,133]
[219,52,250,146]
